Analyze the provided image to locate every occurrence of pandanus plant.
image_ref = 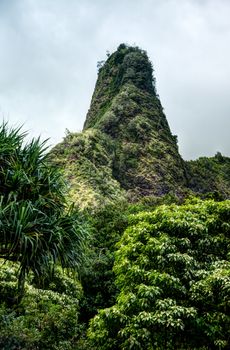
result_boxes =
[0,123,87,300]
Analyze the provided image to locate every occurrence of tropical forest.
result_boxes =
[0,44,230,349]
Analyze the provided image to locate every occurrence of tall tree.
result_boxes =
[0,123,88,299]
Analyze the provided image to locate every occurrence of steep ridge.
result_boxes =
[83,44,187,200]
[50,44,229,209]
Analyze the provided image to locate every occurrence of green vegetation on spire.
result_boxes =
[84,44,156,130]
[52,44,191,208]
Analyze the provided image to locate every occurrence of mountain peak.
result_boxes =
[107,43,156,93]
[83,44,156,130]
[82,44,187,198]
[51,44,230,210]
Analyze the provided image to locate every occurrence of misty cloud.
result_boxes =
[0,0,229,159]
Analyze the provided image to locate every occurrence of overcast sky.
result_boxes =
[0,0,229,159]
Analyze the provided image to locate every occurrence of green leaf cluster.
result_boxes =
[88,200,230,349]
[0,123,88,297]
[0,260,82,350]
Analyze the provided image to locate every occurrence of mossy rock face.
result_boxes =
[50,44,230,209]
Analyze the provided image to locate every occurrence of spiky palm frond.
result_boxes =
[0,123,88,298]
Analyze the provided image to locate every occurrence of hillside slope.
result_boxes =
[186,153,230,199]
[51,45,188,208]
[51,44,229,209]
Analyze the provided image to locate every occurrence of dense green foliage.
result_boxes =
[0,124,90,349]
[88,200,230,349]
[186,152,230,199]
[79,202,130,323]
[79,196,184,323]
[0,124,88,297]
[0,261,83,350]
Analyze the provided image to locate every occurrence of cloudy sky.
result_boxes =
[0,0,229,159]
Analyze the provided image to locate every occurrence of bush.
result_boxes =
[0,261,83,350]
[88,200,230,349]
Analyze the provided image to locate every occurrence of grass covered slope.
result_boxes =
[50,128,125,210]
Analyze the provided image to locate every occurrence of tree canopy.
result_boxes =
[88,199,230,349]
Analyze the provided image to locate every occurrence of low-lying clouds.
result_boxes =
[0,0,229,159]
